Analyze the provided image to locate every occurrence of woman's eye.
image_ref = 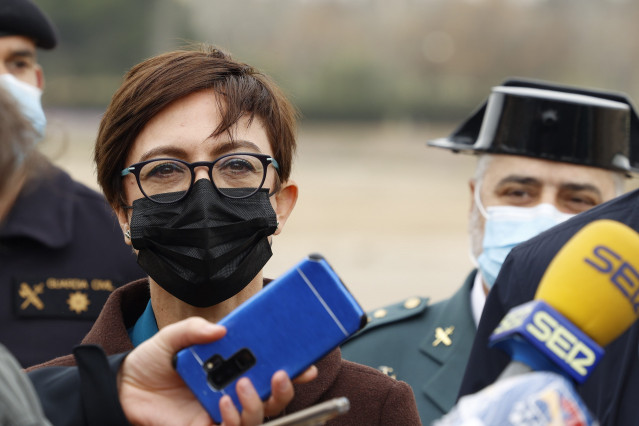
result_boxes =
[158,164,178,174]
[153,165,174,175]
[146,162,185,178]
[223,159,255,173]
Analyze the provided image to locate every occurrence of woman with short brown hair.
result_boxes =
[33,46,420,425]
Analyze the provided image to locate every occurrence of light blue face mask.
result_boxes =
[0,73,47,139]
[475,186,575,289]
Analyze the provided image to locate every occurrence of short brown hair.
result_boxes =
[95,46,298,207]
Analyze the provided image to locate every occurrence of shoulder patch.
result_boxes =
[12,276,116,320]
[360,296,429,333]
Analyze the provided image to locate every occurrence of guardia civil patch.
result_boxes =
[13,276,116,320]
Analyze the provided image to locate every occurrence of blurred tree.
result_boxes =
[35,0,195,106]
[29,0,639,121]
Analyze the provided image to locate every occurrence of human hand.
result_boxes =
[118,316,316,425]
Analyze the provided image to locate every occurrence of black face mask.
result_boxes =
[129,179,278,307]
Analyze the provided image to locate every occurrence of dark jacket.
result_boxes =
[0,165,144,367]
[341,272,476,424]
[33,279,422,425]
[28,346,129,426]
[459,188,639,426]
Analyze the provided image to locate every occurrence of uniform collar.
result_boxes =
[0,166,75,248]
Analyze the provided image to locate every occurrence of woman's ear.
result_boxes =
[113,204,132,246]
[272,179,298,236]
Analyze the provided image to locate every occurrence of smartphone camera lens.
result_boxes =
[207,348,257,390]
[234,349,256,370]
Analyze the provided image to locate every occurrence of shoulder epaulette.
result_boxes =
[359,296,429,334]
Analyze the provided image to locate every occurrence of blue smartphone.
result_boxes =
[173,254,366,423]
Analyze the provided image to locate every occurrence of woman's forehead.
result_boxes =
[127,91,271,163]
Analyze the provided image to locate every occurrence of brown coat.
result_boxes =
[32,280,421,425]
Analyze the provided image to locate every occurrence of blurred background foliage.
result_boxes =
[35,0,639,122]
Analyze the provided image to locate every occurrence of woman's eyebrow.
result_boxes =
[137,140,263,163]
[138,146,188,162]
[209,140,263,157]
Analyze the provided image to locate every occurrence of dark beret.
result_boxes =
[0,0,57,49]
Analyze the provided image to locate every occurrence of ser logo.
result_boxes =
[525,311,596,377]
[493,303,535,336]
[584,245,639,314]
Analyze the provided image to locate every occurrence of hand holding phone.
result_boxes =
[174,254,366,423]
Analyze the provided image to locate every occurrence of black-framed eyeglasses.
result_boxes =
[120,152,280,204]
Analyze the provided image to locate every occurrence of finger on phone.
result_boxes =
[292,365,318,385]
[263,370,294,417]
[236,378,264,425]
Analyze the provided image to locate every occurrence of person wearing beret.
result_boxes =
[341,78,637,424]
[0,0,144,368]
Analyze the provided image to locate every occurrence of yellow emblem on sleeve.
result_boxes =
[19,282,45,310]
[67,291,90,314]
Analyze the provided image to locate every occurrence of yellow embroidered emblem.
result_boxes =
[433,326,455,347]
[67,291,90,314]
[19,282,45,310]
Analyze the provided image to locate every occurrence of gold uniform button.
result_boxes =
[372,308,387,319]
[403,297,421,310]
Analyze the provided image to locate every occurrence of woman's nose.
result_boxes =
[193,166,211,181]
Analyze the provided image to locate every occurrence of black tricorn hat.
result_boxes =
[428,78,639,174]
[0,0,57,49]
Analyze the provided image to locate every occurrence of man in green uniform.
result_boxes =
[341,78,638,424]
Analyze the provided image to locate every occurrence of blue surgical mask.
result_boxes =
[0,74,46,139]
[475,186,575,289]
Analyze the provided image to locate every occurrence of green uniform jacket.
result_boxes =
[341,271,477,425]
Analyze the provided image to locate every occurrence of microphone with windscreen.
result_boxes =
[434,219,639,425]
[490,219,639,383]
